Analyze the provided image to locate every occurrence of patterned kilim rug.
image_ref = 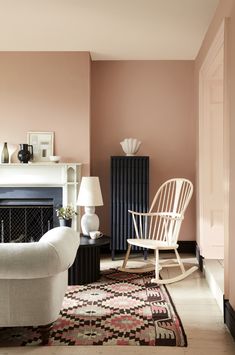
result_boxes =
[0,270,187,347]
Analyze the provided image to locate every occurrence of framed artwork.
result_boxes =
[27,131,54,162]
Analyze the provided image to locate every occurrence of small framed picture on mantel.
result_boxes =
[27,131,54,162]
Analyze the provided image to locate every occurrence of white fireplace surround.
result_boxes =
[0,163,82,232]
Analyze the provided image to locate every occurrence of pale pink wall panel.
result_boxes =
[91,61,195,240]
[0,52,91,173]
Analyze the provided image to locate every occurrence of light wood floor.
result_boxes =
[1,253,235,355]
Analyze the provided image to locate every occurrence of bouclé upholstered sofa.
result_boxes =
[0,226,79,344]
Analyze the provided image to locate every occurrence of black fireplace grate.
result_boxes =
[0,206,53,243]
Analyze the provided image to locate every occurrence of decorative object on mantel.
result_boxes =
[120,137,141,156]
[27,131,54,162]
[56,205,78,228]
[77,176,103,236]
[7,143,18,163]
[0,143,18,164]
[1,142,9,163]
[17,143,33,163]
[49,155,61,163]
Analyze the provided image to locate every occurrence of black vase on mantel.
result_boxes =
[17,144,33,163]
[1,142,9,163]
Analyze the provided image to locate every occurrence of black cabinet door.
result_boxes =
[111,156,149,258]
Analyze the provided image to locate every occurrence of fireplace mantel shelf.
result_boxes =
[0,163,82,186]
[0,184,74,187]
[0,163,82,165]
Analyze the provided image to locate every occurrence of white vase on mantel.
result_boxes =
[120,138,141,156]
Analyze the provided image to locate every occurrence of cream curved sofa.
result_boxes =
[0,226,79,341]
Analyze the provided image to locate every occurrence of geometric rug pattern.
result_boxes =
[0,270,187,347]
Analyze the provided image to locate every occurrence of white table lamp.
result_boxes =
[77,176,103,236]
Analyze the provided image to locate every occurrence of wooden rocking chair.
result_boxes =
[118,178,198,284]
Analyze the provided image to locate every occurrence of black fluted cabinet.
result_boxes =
[111,156,149,259]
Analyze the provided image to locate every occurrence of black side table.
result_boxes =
[68,235,110,285]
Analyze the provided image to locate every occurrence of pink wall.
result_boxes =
[0,54,195,242]
[91,61,195,240]
[0,52,91,174]
[195,0,235,308]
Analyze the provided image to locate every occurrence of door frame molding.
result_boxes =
[198,19,229,284]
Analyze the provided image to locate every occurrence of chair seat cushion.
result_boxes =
[127,238,178,250]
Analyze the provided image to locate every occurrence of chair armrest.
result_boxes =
[128,210,183,220]
[156,212,183,220]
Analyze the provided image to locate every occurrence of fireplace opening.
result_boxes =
[0,201,54,243]
[0,187,63,243]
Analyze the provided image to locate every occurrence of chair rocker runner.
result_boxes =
[118,178,198,284]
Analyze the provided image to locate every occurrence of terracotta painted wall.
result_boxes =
[195,0,235,308]
[0,52,91,174]
[91,61,195,240]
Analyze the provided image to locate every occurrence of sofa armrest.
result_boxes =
[39,227,80,271]
[0,227,79,279]
[0,242,62,279]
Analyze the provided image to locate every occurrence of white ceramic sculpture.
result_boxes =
[7,144,18,163]
[120,138,142,156]
[49,155,61,163]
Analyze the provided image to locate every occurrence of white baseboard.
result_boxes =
[204,259,224,313]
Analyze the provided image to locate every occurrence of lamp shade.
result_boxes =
[77,177,103,207]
